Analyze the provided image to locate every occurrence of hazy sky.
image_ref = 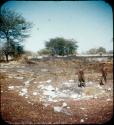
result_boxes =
[2,1,113,53]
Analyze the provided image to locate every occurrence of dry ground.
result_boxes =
[0,58,113,124]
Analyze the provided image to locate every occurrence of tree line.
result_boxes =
[0,8,112,62]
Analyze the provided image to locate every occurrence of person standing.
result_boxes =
[77,65,85,87]
[99,63,107,85]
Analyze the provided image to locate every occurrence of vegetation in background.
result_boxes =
[45,37,78,56]
[87,47,107,55]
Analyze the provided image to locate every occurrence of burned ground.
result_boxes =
[0,58,113,124]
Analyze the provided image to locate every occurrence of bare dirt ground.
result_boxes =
[0,58,113,124]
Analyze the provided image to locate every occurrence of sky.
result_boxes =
[2,1,113,53]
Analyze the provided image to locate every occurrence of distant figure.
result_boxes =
[99,63,107,85]
[77,65,85,87]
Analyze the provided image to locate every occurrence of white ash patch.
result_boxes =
[70,94,79,99]
[33,92,37,95]
[106,98,111,101]
[19,88,28,96]
[46,79,52,83]
[62,82,73,87]
[107,88,111,91]
[41,69,48,72]
[62,102,67,107]
[80,119,84,123]
[54,106,62,112]
[69,80,74,82]
[80,107,86,110]
[53,104,72,116]
[39,81,45,84]
[37,81,107,103]
[14,76,24,80]
[8,86,15,90]
[24,80,30,85]
[97,85,103,89]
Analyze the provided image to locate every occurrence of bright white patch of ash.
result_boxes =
[8,86,15,90]
[106,98,111,101]
[33,92,37,95]
[54,106,62,112]
[69,80,74,82]
[41,69,48,72]
[19,88,28,96]
[62,102,67,107]
[80,107,86,110]
[108,88,111,91]
[80,119,84,123]
[46,79,52,83]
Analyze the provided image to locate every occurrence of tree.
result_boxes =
[97,47,106,54]
[0,8,32,62]
[87,47,106,55]
[45,37,78,56]
[86,48,97,54]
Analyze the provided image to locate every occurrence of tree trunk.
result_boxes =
[5,54,9,62]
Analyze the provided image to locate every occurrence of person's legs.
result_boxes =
[81,78,85,87]
[78,79,82,87]
[103,75,107,84]
[99,76,104,85]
